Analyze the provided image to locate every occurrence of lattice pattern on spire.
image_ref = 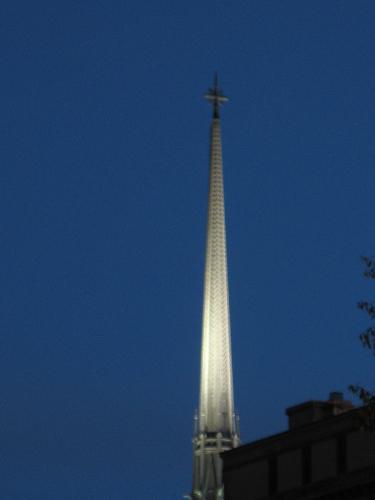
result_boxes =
[199,77,234,434]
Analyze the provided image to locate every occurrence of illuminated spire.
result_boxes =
[188,76,239,500]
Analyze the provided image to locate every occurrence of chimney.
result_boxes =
[286,392,354,430]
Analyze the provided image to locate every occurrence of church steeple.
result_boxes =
[189,77,239,500]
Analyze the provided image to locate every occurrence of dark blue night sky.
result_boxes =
[1,1,375,498]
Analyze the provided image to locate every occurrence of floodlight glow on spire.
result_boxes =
[188,76,239,500]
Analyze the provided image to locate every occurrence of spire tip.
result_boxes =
[204,73,228,118]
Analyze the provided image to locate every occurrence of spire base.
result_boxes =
[191,430,240,500]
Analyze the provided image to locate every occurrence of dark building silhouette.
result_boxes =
[222,393,375,500]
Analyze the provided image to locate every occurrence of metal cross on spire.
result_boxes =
[204,73,229,118]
